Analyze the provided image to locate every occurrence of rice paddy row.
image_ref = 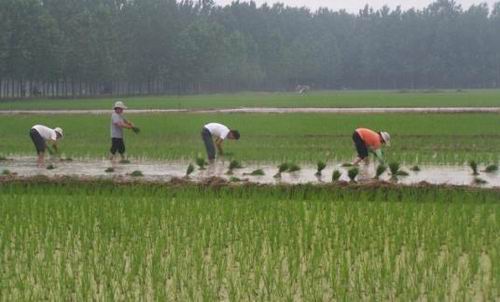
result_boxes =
[0,113,498,164]
[1,89,500,110]
[0,182,498,300]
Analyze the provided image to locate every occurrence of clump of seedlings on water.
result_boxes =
[2,169,12,176]
[185,163,195,177]
[105,167,115,173]
[274,163,289,178]
[332,170,342,182]
[119,159,131,164]
[410,165,421,172]
[389,162,408,179]
[46,164,56,170]
[473,177,487,185]
[226,160,243,175]
[374,165,387,180]
[130,170,143,177]
[315,161,326,176]
[196,157,207,170]
[243,169,265,176]
[341,163,353,167]
[469,160,479,175]
[347,167,359,183]
[0,156,8,161]
[483,164,498,173]
[288,163,301,173]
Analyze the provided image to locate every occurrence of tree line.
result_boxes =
[1,0,499,98]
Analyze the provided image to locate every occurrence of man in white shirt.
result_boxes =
[201,123,240,162]
[29,124,64,167]
[110,101,137,163]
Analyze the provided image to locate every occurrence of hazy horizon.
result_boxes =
[214,0,497,13]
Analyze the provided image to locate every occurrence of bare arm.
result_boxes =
[215,138,224,155]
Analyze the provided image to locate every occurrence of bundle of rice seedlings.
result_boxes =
[473,177,487,185]
[389,162,400,176]
[130,170,143,177]
[274,163,289,178]
[119,159,131,164]
[315,161,326,176]
[46,164,56,170]
[2,169,11,175]
[288,163,301,172]
[185,163,195,177]
[410,165,421,172]
[105,167,115,173]
[196,157,207,170]
[332,170,342,182]
[374,165,387,179]
[469,160,479,175]
[348,167,359,182]
[483,164,498,173]
[244,169,265,176]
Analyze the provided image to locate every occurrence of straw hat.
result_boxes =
[380,131,391,146]
[54,127,63,138]
[113,101,127,109]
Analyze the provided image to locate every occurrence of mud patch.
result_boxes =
[0,156,499,188]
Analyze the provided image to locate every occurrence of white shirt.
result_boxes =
[32,125,57,141]
[204,123,230,139]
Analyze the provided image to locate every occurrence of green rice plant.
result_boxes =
[396,170,409,176]
[46,164,56,170]
[0,155,7,161]
[2,169,11,175]
[315,161,326,176]
[288,163,301,172]
[226,160,243,174]
[332,170,341,182]
[341,163,353,167]
[347,167,359,182]
[185,163,195,177]
[374,165,387,179]
[229,176,241,182]
[119,159,131,164]
[410,165,421,172]
[389,162,400,176]
[130,170,143,177]
[274,163,289,178]
[196,157,207,170]
[105,167,115,173]
[483,164,498,173]
[243,169,265,176]
[469,160,479,175]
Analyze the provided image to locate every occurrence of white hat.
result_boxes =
[113,101,127,109]
[54,127,63,138]
[380,131,391,146]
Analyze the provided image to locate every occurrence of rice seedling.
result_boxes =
[2,169,11,175]
[226,160,243,174]
[288,163,301,172]
[473,177,487,185]
[243,169,265,176]
[130,170,143,177]
[229,176,242,182]
[347,167,359,182]
[196,157,207,170]
[389,162,400,176]
[185,163,195,177]
[374,165,387,179]
[410,165,421,172]
[119,159,131,164]
[0,155,7,161]
[396,170,409,177]
[105,167,115,173]
[46,164,56,170]
[332,170,341,182]
[468,160,480,175]
[483,164,498,173]
[274,163,289,178]
[315,161,326,176]
[341,163,353,167]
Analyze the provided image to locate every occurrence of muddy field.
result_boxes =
[1,156,498,188]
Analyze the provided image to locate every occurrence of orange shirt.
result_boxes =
[356,128,382,150]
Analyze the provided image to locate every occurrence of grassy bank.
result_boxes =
[0,182,498,300]
[0,113,498,164]
[1,89,500,110]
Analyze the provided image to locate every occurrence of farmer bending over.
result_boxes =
[110,101,139,163]
[29,124,63,167]
[352,128,391,165]
[201,123,240,162]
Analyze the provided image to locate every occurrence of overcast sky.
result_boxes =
[214,0,497,13]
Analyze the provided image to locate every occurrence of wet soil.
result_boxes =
[1,156,498,188]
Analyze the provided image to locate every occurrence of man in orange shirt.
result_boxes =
[352,128,391,165]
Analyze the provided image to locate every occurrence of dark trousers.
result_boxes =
[201,128,215,160]
[110,138,125,155]
[30,129,46,154]
[352,131,369,159]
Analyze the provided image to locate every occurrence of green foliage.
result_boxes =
[105,167,115,173]
[186,163,195,176]
[347,167,359,182]
[469,160,479,175]
[410,165,421,172]
[0,182,499,300]
[484,164,498,173]
[130,170,143,177]
[332,170,342,182]
[46,164,55,170]
[131,127,141,134]
[196,157,207,170]
[2,169,11,175]
[244,169,265,176]
[119,159,131,164]
[375,165,387,179]
[315,161,326,176]
[228,160,243,170]
[389,162,400,176]
[288,164,301,173]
